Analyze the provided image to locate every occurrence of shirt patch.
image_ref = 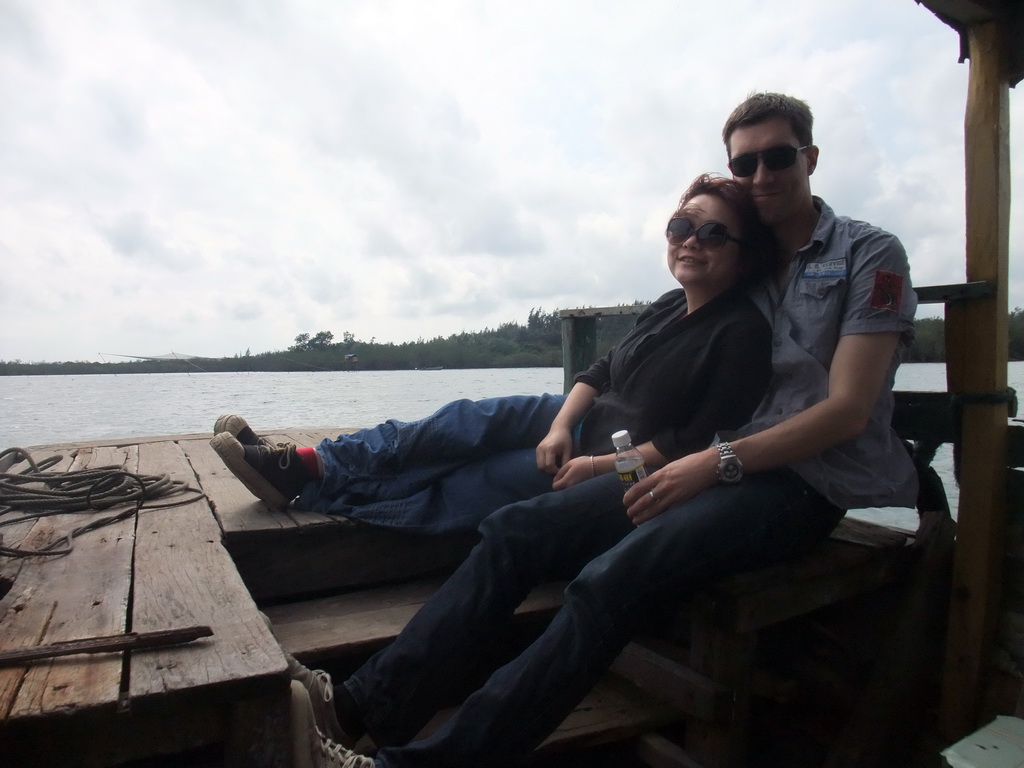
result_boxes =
[802,258,847,279]
[869,270,904,312]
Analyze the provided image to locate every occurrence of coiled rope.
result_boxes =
[0,447,206,559]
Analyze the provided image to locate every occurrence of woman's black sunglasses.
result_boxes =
[728,144,811,178]
[665,218,743,248]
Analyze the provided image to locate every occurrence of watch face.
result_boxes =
[720,458,742,483]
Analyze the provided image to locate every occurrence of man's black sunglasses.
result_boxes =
[665,218,743,248]
[728,144,811,178]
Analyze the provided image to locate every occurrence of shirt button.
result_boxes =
[773,336,782,347]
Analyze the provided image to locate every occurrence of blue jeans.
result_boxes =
[296,394,567,533]
[345,469,845,768]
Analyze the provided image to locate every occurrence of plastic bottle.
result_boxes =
[612,430,647,491]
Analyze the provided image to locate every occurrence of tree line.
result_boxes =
[3,307,1024,376]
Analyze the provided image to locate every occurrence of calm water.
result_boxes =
[3,363,1022,529]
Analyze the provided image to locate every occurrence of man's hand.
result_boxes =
[536,427,574,474]
[622,448,718,525]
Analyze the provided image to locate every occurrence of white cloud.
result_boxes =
[0,0,1019,361]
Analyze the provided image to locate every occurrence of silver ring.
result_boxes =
[648,491,656,502]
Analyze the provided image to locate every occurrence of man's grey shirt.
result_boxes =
[725,198,919,510]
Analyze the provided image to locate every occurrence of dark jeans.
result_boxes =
[345,469,845,767]
[296,394,567,532]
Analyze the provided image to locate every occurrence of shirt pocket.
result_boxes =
[791,276,846,362]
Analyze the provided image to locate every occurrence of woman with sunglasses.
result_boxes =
[211,173,780,535]
[533,173,778,491]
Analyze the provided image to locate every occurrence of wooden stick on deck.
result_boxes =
[0,625,213,667]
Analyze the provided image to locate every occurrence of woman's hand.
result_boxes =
[622,448,718,525]
[552,456,600,490]
[536,427,574,474]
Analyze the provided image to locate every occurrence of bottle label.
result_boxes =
[616,462,648,490]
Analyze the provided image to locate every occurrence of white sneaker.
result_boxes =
[260,612,354,746]
[287,654,353,747]
[291,680,376,768]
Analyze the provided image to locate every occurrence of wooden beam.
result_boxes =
[940,19,1012,740]
[561,314,597,394]
[915,0,1001,26]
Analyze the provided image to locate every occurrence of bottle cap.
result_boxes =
[611,430,631,448]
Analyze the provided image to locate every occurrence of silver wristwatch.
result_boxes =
[716,441,743,484]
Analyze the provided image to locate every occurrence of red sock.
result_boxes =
[296,447,323,478]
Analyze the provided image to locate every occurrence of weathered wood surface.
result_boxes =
[0,437,291,767]
[610,637,731,723]
[127,440,285,704]
[693,518,913,634]
[186,428,480,602]
[942,17,1013,738]
[407,674,682,756]
[0,446,134,723]
[265,578,567,662]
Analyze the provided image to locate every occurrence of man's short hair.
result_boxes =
[722,92,814,151]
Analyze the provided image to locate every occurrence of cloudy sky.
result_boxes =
[1,0,1021,363]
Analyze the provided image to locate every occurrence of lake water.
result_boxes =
[3,363,1022,530]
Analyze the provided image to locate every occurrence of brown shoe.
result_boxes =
[211,433,310,509]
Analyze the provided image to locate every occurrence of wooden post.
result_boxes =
[560,314,597,394]
[940,19,1011,739]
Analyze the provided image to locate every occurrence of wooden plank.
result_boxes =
[610,639,730,723]
[265,579,566,663]
[941,17,1013,739]
[828,517,911,549]
[225,691,292,768]
[412,675,681,756]
[561,315,597,393]
[558,305,646,318]
[187,434,301,535]
[685,615,756,768]
[695,519,911,633]
[706,545,914,634]
[822,507,955,768]
[27,432,211,451]
[536,675,681,753]
[230,525,478,603]
[127,440,287,706]
[635,733,705,768]
[1,698,228,766]
[1,445,135,722]
[914,281,995,304]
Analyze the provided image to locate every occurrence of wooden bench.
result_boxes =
[262,579,686,756]
[259,506,933,767]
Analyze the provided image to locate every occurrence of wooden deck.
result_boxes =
[0,430,330,767]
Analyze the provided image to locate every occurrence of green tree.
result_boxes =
[310,330,334,347]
